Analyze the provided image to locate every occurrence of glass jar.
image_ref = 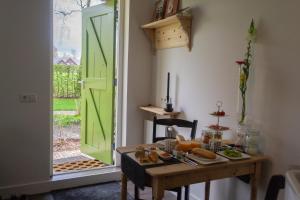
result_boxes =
[235,124,247,151]
[202,130,213,150]
[245,129,260,155]
[209,131,223,152]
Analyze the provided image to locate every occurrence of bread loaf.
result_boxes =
[191,148,216,159]
[175,141,201,152]
[191,140,201,148]
[148,151,159,163]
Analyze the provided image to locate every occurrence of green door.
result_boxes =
[80,2,116,164]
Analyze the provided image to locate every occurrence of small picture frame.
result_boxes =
[164,0,179,18]
[153,0,167,21]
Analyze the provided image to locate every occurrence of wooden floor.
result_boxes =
[127,181,177,200]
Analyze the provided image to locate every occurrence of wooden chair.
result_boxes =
[134,116,198,200]
[264,175,285,200]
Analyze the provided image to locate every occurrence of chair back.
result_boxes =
[264,175,285,200]
[152,116,198,143]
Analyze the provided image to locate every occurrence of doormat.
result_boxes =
[53,159,107,173]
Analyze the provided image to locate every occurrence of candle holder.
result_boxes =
[164,101,173,112]
[164,72,173,112]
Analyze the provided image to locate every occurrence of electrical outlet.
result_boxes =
[19,94,38,103]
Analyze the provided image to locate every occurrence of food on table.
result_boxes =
[175,141,201,152]
[135,146,150,163]
[161,152,171,157]
[206,101,230,152]
[214,132,222,140]
[135,146,145,159]
[172,149,184,159]
[176,134,186,142]
[202,130,213,144]
[223,149,242,158]
[139,156,150,163]
[159,151,172,160]
[191,140,201,148]
[149,150,159,163]
[149,145,157,150]
[192,148,217,159]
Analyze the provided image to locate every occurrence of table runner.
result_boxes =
[121,152,181,189]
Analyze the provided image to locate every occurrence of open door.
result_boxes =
[80,2,116,164]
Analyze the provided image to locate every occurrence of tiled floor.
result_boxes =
[27,182,178,200]
[26,178,180,199]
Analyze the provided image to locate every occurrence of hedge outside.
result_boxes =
[53,64,82,98]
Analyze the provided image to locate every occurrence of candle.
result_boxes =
[167,72,170,103]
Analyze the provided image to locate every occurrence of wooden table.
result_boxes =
[117,145,268,200]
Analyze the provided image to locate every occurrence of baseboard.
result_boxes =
[0,167,121,198]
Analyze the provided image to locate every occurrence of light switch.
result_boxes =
[19,94,38,103]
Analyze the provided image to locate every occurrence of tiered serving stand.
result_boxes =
[207,101,230,152]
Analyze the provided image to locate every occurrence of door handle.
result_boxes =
[79,80,85,89]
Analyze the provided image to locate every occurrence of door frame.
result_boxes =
[50,0,125,175]
[114,0,125,167]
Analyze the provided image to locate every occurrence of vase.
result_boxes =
[234,123,247,151]
[237,66,247,124]
[237,62,255,125]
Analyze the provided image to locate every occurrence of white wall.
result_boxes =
[0,0,153,194]
[122,0,154,145]
[152,0,300,199]
[0,0,52,189]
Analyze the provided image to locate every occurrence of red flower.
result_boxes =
[236,60,246,65]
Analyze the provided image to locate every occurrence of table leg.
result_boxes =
[250,162,261,200]
[205,181,211,200]
[121,173,127,200]
[152,177,164,200]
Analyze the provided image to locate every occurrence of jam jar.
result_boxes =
[245,128,260,155]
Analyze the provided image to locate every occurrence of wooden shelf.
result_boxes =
[140,106,181,117]
[141,14,192,51]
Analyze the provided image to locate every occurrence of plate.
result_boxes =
[186,154,229,165]
[127,152,164,166]
[156,149,173,160]
[208,125,230,131]
[217,150,251,160]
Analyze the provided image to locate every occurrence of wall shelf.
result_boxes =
[141,14,192,51]
[140,106,181,117]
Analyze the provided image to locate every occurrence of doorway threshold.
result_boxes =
[51,166,121,192]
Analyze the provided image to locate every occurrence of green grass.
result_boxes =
[53,115,81,127]
[53,98,78,111]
